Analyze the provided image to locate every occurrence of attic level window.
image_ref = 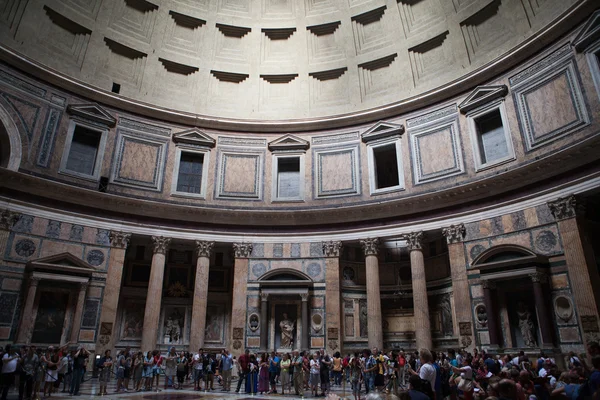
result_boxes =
[176,152,204,194]
[276,157,301,199]
[373,144,399,189]
[475,109,508,164]
[111,82,121,94]
[60,122,107,180]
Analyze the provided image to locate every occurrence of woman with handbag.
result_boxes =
[451,356,474,400]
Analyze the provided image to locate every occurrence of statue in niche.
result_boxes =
[280,313,295,349]
[440,295,453,336]
[516,301,537,347]
[164,308,184,344]
[359,299,368,338]
[476,305,488,327]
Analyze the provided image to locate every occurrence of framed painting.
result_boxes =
[32,291,69,344]
[119,299,145,340]
[204,304,226,344]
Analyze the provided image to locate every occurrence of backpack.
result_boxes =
[399,356,406,367]
[342,357,349,368]
[572,379,592,400]
[418,378,435,399]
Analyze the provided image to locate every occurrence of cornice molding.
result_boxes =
[0,0,592,132]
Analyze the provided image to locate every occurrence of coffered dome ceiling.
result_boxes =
[0,0,589,129]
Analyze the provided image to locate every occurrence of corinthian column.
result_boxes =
[141,236,171,351]
[70,282,89,343]
[323,241,343,353]
[360,238,383,350]
[16,277,40,343]
[190,240,214,352]
[405,231,432,350]
[95,231,131,353]
[230,243,253,356]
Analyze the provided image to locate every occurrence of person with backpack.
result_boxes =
[363,349,377,394]
[332,352,343,387]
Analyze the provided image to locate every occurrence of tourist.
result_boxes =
[450,355,473,400]
[142,351,153,391]
[292,350,304,396]
[235,349,250,393]
[398,350,407,388]
[1,345,18,400]
[364,349,376,394]
[409,349,436,398]
[221,349,233,391]
[374,349,385,392]
[132,351,144,392]
[408,374,431,400]
[269,351,280,394]
[257,352,269,395]
[350,355,363,400]
[164,347,177,390]
[70,346,88,396]
[151,350,162,392]
[97,350,112,396]
[192,348,204,391]
[175,351,187,390]
[41,346,58,397]
[386,351,399,394]
[60,350,73,394]
[122,346,132,391]
[205,353,216,390]
[33,347,44,400]
[18,345,38,400]
[333,352,343,387]
[280,353,291,394]
[320,350,332,396]
[246,353,258,394]
[310,353,321,397]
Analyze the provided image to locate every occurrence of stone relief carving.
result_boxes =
[547,195,577,220]
[195,240,214,258]
[152,236,172,255]
[517,301,537,347]
[403,231,424,251]
[248,313,259,332]
[0,209,20,231]
[440,294,453,336]
[442,224,466,244]
[109,231,131,249]
[312,313,323,333]
[342,266,355,284]
[322,241,343,257]
[233,243,253,258]
[15,239,36,257]
[475,304,488,327]
[360,237,379,256]
[86,250,105,266]
[553,296,573,323]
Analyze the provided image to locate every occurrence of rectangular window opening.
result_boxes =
[176,152,204,194]
[475,109,508,165]
[65,125,102,176]
[277,157,300,199]
[373,144,399,189]
[112,82,121,94]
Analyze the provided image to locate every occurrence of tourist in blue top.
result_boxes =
[269,351,280,394]
[221,349,233,392]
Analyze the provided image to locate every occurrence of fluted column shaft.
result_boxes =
[190,241,214,352]
[230,243,252,357]
[530,273,554,347]
[260,292,268,351]
[95,231,131,353]
[301,294,309,351]
[323,241,343,354]
[361,238,382,350]
[141,236,171,351]
[70,282,88,343]
[406,232,432,351]
[483,281,501,347]
[17,277,39,343]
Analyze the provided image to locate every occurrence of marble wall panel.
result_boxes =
[551,273,569,289]
[0,292,18,326]
[216,150,264,200]
[39,239,84,259]
[1,279,21,291]
[313,144,360,198]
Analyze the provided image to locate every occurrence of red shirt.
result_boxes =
[238,354,250,372]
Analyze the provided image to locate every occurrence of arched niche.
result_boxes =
[0,103,22,171]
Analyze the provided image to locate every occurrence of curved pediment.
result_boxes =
[472,244,547,267]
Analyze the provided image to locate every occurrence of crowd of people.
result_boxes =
[1,342,599,400]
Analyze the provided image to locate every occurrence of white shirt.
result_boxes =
[310,359,319,374]
[2,353,18,373]
[193,354,203,370]
[419,363,436,390]
[459,365,473,380]
[58,356,69,374]
[539,367,548,378]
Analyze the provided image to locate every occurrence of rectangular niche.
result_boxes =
[307,21,344,65]
[357,53,399,101]
[313,144,361,198]
[509,44,589,151]
[351,6,391,55]
[215,23,251,64]
[101,38,147,90]
[217,0,251,17]
[408,31,454,87]
[262,0,295,19]
[261,28,297,65]
[41,6,92,68]
[108,0,159,45]
[407,105,465,184]
[110,129,169,192]
[163,11,206,57]
[305,0,337,16]
[215,149,265,200]
[259,74,299,111]
[397,0,444,39]
[308,67,349,109]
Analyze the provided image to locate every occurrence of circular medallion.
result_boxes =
[87,250,105,266]
[233,340,242,350]
[307,262,322,277]
[535,230,557,252]
[252,263,267,278]
[470,244,486,260]
[15,239,36,257]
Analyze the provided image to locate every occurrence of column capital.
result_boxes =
[151,236,172,255]
[0,210,20,231]
[482,280,496,290]
[195,240,214,258]
[260,291,269,302]
[29,276,41,287]
[322,241,343,257]
[233,243,253,258]
[442,224,466,244]
[529,271,548,284]
[360,238,379,256]
[79,281,89,292]
[300,293,309,302]
[404,231,425,251]
[548,195,578,220]
[109,231,131,249]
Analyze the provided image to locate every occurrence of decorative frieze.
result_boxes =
[403,231,424,251]
[233,243,253,258]
[548,195,577,220]
[109,231,131,249]
[322,241,343,257]
[360,237,379,256]
[0,210,21,231]
[442,223,466,244]
[195,240,214,258]
[151,236,171,255]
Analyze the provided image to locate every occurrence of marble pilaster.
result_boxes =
[70,282,88,343]
[16,277,40,343]
[230,243,252,356]
[260,291,268,351]
[95,231,131,353]
[323,240,342,353]
[301,293,309,351]
[405,231,432,350]
[530,272,554,347]
[190,240,214,352]
[482,280,501,347]
[141,236,171,351]
[360,238,382,350]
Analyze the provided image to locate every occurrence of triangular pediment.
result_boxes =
[268,134,310,152]
[361,121,404,143]
[458,85,508,113]
[573,10,600,51]
[66,103,116,127]
[172,128,216,148]
[26,252,97,276]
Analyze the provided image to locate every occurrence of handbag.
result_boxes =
[457,377,473,392]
